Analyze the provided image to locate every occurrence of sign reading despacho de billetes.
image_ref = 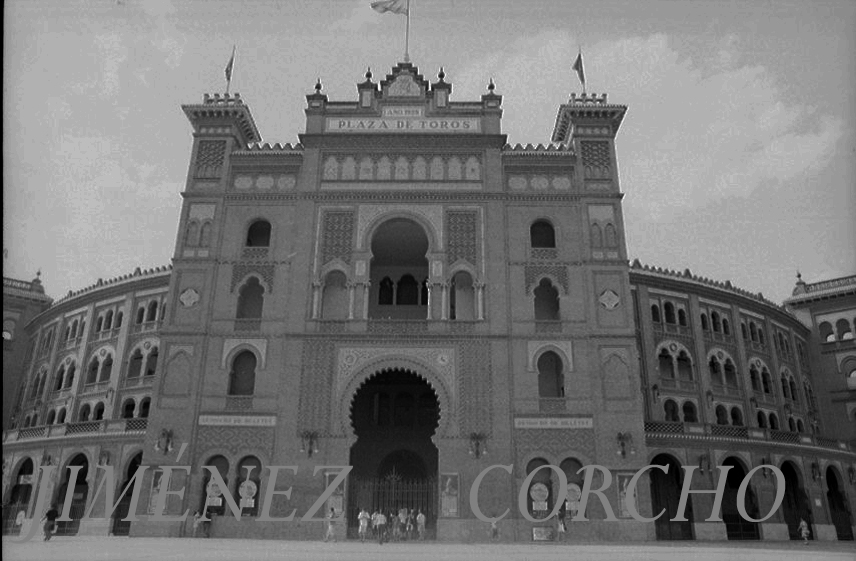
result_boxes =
[198,414,277,427]
[326,117,481,133]
[514,417,593,429]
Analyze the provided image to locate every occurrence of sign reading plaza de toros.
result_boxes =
[326,106,481,133]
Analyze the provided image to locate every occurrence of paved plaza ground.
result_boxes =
[2,537,855,561]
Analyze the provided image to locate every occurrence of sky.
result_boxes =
[4,0,855,304]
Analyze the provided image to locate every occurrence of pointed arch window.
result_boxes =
[64,363,76,388]
[235,456,262,516]
[127,349,144,379]
[530,221,556,248]
[664,302,676,324]
[321,271,348,320]
[99,355,112,382]
[756,411,767,428]
[533,278,559,320]
[676,351,693,381]
[146,301,158,322]
[396,274,419,306]
[145,347,159,377]
[228,350,256,396]
[236,277,265,319]
[651,304,661,323]
[715,404,729,425]
[245,220,271,247]
[378,277,394,306]
[723,360,737,387]
[658,349,675,379]
[537,351,564,398]
[55,366,66,391]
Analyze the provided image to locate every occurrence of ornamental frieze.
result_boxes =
[336,346,455,400]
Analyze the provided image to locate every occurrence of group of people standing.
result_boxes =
[355,507,426,544]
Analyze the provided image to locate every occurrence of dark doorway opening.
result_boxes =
[781,461,813,540]
[650,454,694,540]
[721,457,760,540]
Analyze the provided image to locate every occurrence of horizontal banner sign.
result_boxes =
[326,117,481,133]
[198,415,277,427]
[514,417,593,429]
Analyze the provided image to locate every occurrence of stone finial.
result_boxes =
[315,78,322,93]
[438,67,445,81]
[487,78,495,92]
[365,67,372,80]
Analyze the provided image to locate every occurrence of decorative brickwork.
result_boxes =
[515,428,596,468]
[525,263,569,294]
[195,140,227,179]
[321,211,355,265]
[581,141,611,179]
[297,340,334,433]
[446,211,477,266]
[196,425,274,457]
[458,340,492,435]
[230,263,274,293]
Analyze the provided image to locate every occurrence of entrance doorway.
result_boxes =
[55,454,89,536]
[825,466,854,541]
[650,454,694,540]
[347,369,439,539]
[781,461,813,540]
[721,457,760,540]
[1,459,34,535]
[112,452,143,536]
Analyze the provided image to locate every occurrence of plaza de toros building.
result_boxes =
[3,62,855,543]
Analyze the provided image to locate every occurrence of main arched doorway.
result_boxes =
[112,452,143,536]
[55,454,89,536]
[781,461,813,540]
[825,466,854,540]
[721,457,760,540]
[1,459,34,535]
[650,453,694,540]
[347,368,440,539]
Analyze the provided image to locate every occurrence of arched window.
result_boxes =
[768,413,779,430]
[711,311,721,332]
[245,220,271,247]
[46,410,56,425]
[664,399,679,422]
[761,369,772,394]
[236,277,265,319]
[146,301,158,322]
[818,322,834,342]
[71,320,79,338]
[378,277,394,306]
[757,327,765,346]
[115,312,123,329]
[701,313,709,331]
[676,351,693,381]
[64,326,71,341]
[537,351,564,398]
[235,456,262,516]
[590,224,602,248]
[228,351,256,396]
[57,408,66,424]
[202,455,230,516]
[199,222,212,247]
[99,355,112,382]
[55,366,66,391]
[530,220,556,248]
[730,407,743,426]
[836,319,853,340]
[651,304,660,323]
[139,397,151,418]
[396,274,419,306]
[723,360,737,387]
[136,307,145,324]
[789,378,797,403]
[658,349,675,379]
[450,271,475,320]
[145,347,159,377]
[604,223,617,247]
[682,401,698,423]
[93,402,105,420]
[105,310,114,331]
[37,372,47,398]
[79,403,91,422]
[30,414,38,427]
[741,323,748,340]
[708,357,721,381]
[781,376,790,399]
[64,363,76,388]
[749,322,758,342]
[788,417,796,432]
[533,278,559,320]
[664,302,675,324]
[86,359,99,384]
[678,309,687,327]
[122,399,136,419]
[715,404,729,425]
[722,318,731,335]
[127,349,144,378]
[757,411,767,428]
[96,316,104,332]
[796,419,804,433]
[321,271,348,320]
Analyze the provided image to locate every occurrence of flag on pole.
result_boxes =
[572,50,585,90]
[225,46,236,84]
[371,0,408,15]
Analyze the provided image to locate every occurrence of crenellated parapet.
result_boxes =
[181,92,261,146]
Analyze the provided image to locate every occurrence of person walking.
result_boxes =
[324,507,337,542]
[40,504,59,541]
[490,519,499,541]
[376,511,387,544]
[416,509,426,541]
[358,507,370,543]
[192,511,202,538]
[405,508,414,540]
[798,518,810,544]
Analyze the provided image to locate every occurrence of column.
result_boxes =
[425,284,433,320]
[440,283,448,321]
[347,283,355,320]
[475,281,485,321]
[311,281,323,319]
[362,282,371,320]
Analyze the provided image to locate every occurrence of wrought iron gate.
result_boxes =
[346,476,436,539]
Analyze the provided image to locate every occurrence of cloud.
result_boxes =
[455,31,844,214]
[331,0,381,32]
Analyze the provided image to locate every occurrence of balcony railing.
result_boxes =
[3,418,147,443]
[122,375,155,388]
[131,321,159,335]
[711,383,742,397]
[659,378,698,391]
[644,421,851,452]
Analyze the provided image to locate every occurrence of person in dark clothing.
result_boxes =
[41,504,59,541]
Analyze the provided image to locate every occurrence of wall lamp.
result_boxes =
[300,431,320,458]
[698,453,711,475]
[154,429,174,454]
[810,461,822,482]
[705,390,714,404]
[651,384,660,402]
[617,432,635,458]
[98,451,111,466]
[469,432,488,459]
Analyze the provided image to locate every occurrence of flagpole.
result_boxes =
[404,0,411,62]
[226,45,236,95]
[579,46,585,95]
